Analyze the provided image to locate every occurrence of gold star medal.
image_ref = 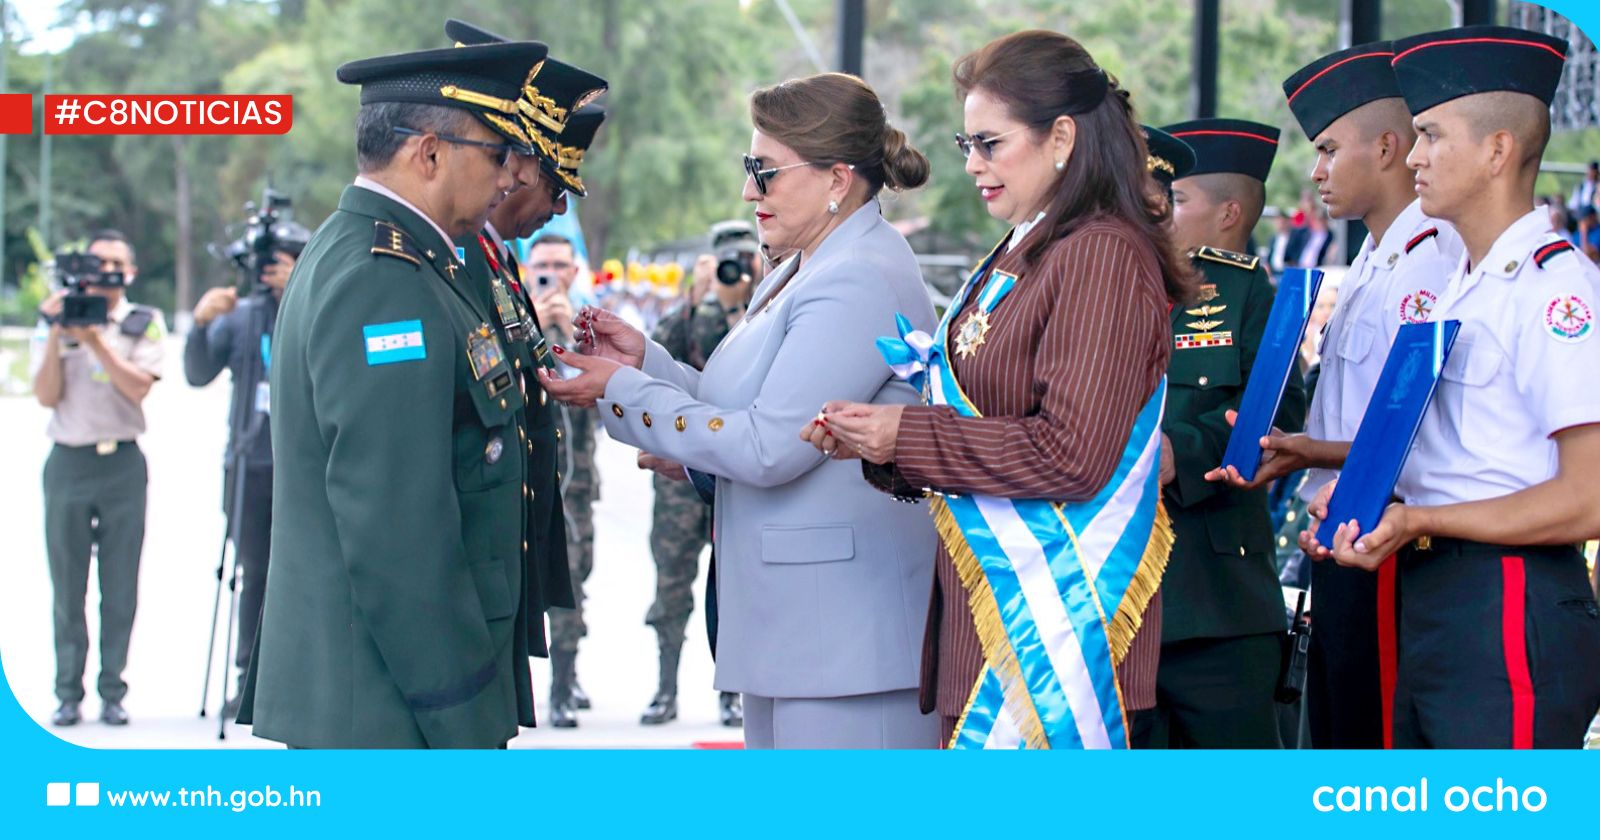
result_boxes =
[954,310,991,359]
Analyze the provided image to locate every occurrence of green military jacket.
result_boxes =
[240,185,529,748]
[1161,246,1307,644]
[458,231,574,663]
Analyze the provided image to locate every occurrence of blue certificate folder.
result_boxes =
[1219,267,1324,482]
[1315,319,1462,547]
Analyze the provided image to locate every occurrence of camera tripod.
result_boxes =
[196,287,273,740]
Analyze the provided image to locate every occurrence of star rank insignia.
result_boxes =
[954,310,991,359]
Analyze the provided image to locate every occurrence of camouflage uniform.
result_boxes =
[546,318,601,664]
[645,296,733,693]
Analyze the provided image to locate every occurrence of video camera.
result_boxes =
[213,187,310,291]
[48,250,128,327]
[710,220,758,285]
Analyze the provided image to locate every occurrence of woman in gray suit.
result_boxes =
[541,73,939,748]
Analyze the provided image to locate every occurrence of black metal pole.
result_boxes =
[1192,0,1219,119]
[1341,0,1383,263]
[1461,0,1497,26]
[837,0,865,77]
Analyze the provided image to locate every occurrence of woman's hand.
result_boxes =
[536,346,624,408]
[820,401,904,465]
[638,451,688,481]
[799,402,862,460]
[573,306,646,368]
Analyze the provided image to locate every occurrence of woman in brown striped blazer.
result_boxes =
[808,30,1196,745]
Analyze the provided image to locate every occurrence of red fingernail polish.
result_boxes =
[553,345,565,355]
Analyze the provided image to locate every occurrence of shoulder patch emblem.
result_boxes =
[1404,227,1439,254]
[1195,246,1260,272]
[1534,240,1574,269]
[1398,289,1437,325]
[372,221,422,267]
[1545,295,1593,343]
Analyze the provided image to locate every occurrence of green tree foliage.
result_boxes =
[0,0,1593,326]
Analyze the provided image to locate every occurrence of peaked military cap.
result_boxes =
[1162,119,1280,184]
[336,42,548,151]
[444,18,608,184]
[1391,25,1568,115]
[554,105,606,197]
[1143,125,1196,193]
[1283,41,1404,140]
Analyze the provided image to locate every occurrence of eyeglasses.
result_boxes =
[742,154,852,196]
[954,126,1029,161]
[393,126,526,168]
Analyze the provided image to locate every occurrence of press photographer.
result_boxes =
[29,229,167,728]
[185,191,308,719]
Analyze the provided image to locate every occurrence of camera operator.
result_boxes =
[184,235,301,716]
[29,229,167,728]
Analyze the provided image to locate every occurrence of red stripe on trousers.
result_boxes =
[1377,555,1398,749]
[1500,556,1536,749]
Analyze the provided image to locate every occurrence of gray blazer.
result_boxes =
[598,199,937,699]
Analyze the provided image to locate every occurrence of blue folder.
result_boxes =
[1220,267,1324,482]
[1315,319,1462,547]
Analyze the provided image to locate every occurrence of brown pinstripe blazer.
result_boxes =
[884,216,1173,725]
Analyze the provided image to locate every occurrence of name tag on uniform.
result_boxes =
[363,320,426,366]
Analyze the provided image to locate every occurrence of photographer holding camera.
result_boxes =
[185,206,305,715]
[29,229,167,728]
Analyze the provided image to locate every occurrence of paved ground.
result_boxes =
[0,336,739,749]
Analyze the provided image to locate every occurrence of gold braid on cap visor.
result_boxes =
[1147,154,1175,177]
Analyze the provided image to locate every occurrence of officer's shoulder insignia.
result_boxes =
[1543,293,1594,344]
[1195,246,1259,272]
[1404,227,1440,254]
[120,306,155,338]
[371,220,422,267]
[1533,239,1575,269]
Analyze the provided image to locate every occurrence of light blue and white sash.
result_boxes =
[879,242,1171,749]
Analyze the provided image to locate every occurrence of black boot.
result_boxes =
[549,651,579,728]
[51,701,81,727]
[100,701,129,726]
[570,680,592,711]
[640,692,678,725]
[641,632,683,725]
[719,691,742,727]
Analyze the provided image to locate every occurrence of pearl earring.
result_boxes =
[828,200,840,215]
[1054,160,1065,172]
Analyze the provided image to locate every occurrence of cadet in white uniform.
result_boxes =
[1308,25,1600,748]
[1213,41,1463,748]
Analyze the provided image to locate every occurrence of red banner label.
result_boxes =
[43,95,292,135]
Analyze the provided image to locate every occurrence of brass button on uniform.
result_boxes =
[1504,260,1519,273]
[1387,253,1398,267]
[555,428,563,441]
[642,412,653,428]
[1197,375,1209,386]
[612,404,625,418]
[675,416,686,432]
[1238,546,1246,557]
[540,392,548,406]
[708,418,725,432]
[499,398,508,410]
[514,358,522,370]
[522,540,529,552]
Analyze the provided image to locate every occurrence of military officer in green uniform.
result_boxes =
[638,235,755,726]
[443,18,608,731]
[1136,119,1307,748]
[237,41,549,749]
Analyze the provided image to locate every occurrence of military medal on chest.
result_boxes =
[954,310,991,359]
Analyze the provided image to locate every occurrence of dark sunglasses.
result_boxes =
[393,126,526,168]
[953,126,1028,161]
[742,154,816,196]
